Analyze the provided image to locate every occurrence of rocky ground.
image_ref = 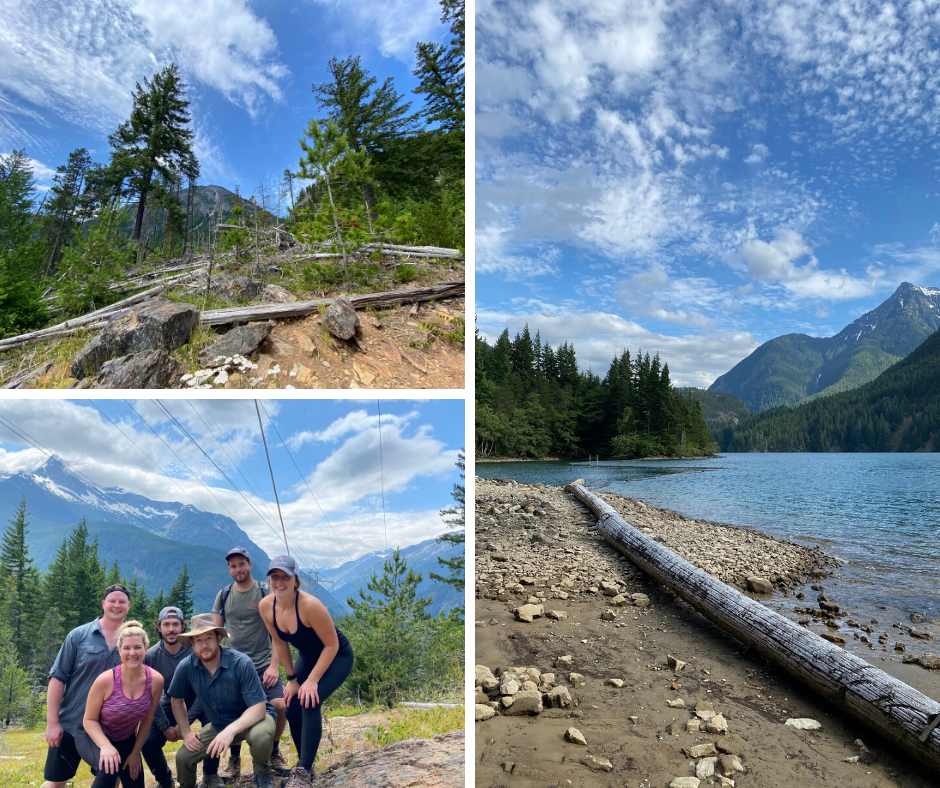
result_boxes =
[474,478,940,788]
[1,253,464,390]
[148,714,463,788]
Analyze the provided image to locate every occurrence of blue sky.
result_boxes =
[0,398,464,569]
[476,0,940,387]
[1,0,449,208]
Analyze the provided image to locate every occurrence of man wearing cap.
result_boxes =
[169,613,278,788]
[141,607,221,788]
[213,547,288,777]
[41,584,130,788]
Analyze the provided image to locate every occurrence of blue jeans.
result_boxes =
[141,698,219,783]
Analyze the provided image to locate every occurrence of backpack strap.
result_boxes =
[218,582,235,626]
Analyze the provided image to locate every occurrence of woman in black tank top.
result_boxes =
[259,555,353,788]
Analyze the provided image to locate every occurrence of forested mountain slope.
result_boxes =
[719,327,940,452]
[709,282,940,411]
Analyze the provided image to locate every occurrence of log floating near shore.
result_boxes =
[566,482,940,773]
[200,281,464,327]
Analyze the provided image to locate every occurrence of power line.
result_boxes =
[254,400,289,556]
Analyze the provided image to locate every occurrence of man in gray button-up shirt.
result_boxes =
[169,613,276,788]
[41,584,130,788]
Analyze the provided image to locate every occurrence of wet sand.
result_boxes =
[474,478,940,788]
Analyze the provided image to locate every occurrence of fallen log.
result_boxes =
[566,482,940,772]
[0,286,166,353]
[0,321,110,353]
[201,281,464,326]
[399,702,461,709]
[363,243,462,257]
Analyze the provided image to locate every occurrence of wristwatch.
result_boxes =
[286,674,298,682]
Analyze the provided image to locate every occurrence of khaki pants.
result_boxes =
[176,715,276,787]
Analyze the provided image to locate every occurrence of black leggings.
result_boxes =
[285,647,354,771]
[75,729,143,788]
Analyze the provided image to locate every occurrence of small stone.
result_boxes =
[555,655,573,668]
[719,754,744,775]
[716,735,747,755]
[564,727,587,745]
[580,755,613,772]
[686,719,702,733]
[568,672,584,685]
[785,718,822,730]
[475,704,495,721]
[696,757,717,779]
[514,604,544,623]
[667,698,685,709]
[919,653,940,669]
[668,778,701,788]
[601,609,616,621]
[609,594,628,606]
[500,679,520,695]
[667,655,687,671]
[546,686,571,708]
[746,576,773,594]
[843,756,860,763]
[631,593,650,607]
[683,743,718,758]
[705,714,728,734]
[547,610,567,621]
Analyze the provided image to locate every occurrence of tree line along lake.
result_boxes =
[476,453,940,662]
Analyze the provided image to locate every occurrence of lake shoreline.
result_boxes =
[475,477,940,787]
[476,454,720,463]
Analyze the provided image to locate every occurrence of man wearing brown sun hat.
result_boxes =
[168,614,277,788]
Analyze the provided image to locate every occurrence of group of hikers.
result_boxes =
[40,547,354,788]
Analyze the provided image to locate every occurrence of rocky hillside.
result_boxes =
[709,282,940,411]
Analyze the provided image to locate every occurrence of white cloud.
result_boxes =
[309,0,445,62]
[0,0,288,136]
[744,143,769,164]
[741,228,817,281]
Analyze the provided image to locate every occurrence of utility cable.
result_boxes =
[254,400,289,556]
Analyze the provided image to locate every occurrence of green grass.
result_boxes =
[363,706,465,748]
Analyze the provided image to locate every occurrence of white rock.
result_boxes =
[564,727,587,745]
[785,718,822,730]
[696,757,717,779]
[475,704,495,721]
[668,778,701,788]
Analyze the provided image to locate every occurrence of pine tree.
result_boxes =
[296,119,370,273]
[0,499,41,660]
[66,520,106,625]
[32,607,63,681]
[44,537,74,629]
[0,150,47,337]
[40,147,93,275]
[168,563,194,619]
[0,608,31,725]
[429,451,465,596]
[312,56,419,212]
[340,549,432,702]
[108,63,199,244]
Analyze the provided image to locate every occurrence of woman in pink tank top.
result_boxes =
[76,620,165,787]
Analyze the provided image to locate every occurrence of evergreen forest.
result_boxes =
[0,0,464,339]
[475,326,716,459]
[718,327,940,452]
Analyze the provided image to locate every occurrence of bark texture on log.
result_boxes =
[567,483,940,772]
[200,281,464,326]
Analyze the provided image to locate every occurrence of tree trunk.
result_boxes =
[132,171,153,242]
[363,182,378,224]
[566,482,940,773]
[325,175,349,273]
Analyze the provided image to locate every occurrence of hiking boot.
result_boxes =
[201,775,224,788]
[254,774,275,788]
[270,749,291,776]
[159,780,178,788]
[283,766,312,788]
[221,754,241,782]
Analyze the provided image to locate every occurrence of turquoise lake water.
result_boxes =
[476,454,940,651]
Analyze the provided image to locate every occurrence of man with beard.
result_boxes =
[140,607,221,788]
[213,548,288,778]
[41,584,130,788]
[169,614,277,788]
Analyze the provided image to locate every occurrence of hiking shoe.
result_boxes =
[283,766,312,788]
[270,749,291,776]
[254,774,275,788]
[221,755,241,781]
[159,780,178,788]
[202,775,224,788]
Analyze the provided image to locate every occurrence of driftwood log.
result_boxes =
[201,281,464,327]
[567,482,940,772]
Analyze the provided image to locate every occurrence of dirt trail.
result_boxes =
[475,479,940,788]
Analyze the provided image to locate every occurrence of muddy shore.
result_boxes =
[474,478,940,788]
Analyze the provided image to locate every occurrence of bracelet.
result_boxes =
[286,674,298,682]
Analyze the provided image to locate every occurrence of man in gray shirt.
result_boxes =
[213,547,288,777]
[141,607,221,788]
[41,584,129,788]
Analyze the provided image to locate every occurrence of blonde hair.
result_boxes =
[117,620,150,651]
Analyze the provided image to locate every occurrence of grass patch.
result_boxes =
[363,706,465,749]
[0,329,98,388]
[418,315,465,346]
[170,323,221,373]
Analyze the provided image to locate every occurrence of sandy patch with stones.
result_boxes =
[475,478,940,788]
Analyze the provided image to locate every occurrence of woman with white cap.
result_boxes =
[76,620,164,788]
[259,555,353,788]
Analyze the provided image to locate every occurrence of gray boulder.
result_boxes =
[92,351,187,389]
[199,322,273,365]
[70,298,198,380]
[325,296,360,340]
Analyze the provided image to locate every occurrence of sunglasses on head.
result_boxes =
[104,584,131,600]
